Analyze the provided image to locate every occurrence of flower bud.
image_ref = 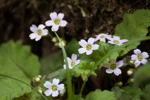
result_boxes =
[127,68,134,76]
[52,37,58,43]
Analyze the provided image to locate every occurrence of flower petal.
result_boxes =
[120,39,128,43]
[38,24,45,29]
[30,25,38,33]
[63,64,66,69]
[29,33,37,39]
[131,54,138,60]
[92,44,99,50]
[114,68,121,76]
[117,60,123,68]
[71,54,77,61]
[134,60,141,67]
[79,39,87,47]
[44,81,52,89]
[75,60,80,65]
[134,49,141,55]
[52,91,59,97]
[58,84,64,90]
[44,89,52,96]
[113,36,120,40]
[78,48,86,54]
[58,13,64,20]
[106,69,113,74]
[88,38,95,44]
[35,36,42,41]
[50,12,57,20]
[108,41,115,45]
[59,20,67,27]
[142,52,149,58]
[42,29,48,36]
[51,25,59,31]
[86,50,93,55]
[141,59,148,65]
[45,20,54,26]
[53,78,60,85]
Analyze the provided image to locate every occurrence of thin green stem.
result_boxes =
[0,74,48,100]
[79,80,87,96]
[53,31,73,100]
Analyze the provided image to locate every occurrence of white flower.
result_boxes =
[104,59,123,76]
[95,33,111,42]
[63,54,80,69]
[45,12,67,31]
[29,24,48,41]
[107,36,128,46]
[78,38,99,55]
[44,78,64,97]
[131,49,149,67]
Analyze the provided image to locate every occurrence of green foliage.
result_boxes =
[85,89,116,100]
[71,60,97,78]
[134,62,150,88]
[112,86,143,100]
[142,83,150,100]
[40,51,63,75]
[91,42,119,68]
[115,9,150,55]
[0,40,40,100]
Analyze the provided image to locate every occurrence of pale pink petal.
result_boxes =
[29,33,37,39]
[52,91,59,97]
[134,60,141,66]
[92,44,99,50]
[53,78,60,85]
[120,39,128,43]
[42,29,48,36]
[30,25,38,33]
[76,60,80,65]
[88,38,95,44]
[108,41,115,44]
[141,59,148,65]
[100,38,106,42]
[142,52,149,58]
[114,68,121,76]
[106,69,113,74]
[113,36,120,40]
[71,54,77,61]
[57,84,64,90]
[58,13,64,20]
[63,64,66,69]
[86,50,93,55]
[78,48,86,54]
[134,49,141,55]
[51,25,59,31]
[50,12,57,20]
[79,39,87,47]
[38,24,45,29]
[44,89,52,96]
[131,55,138,60]
[117,60,123,68]
[59,20,67,27]
[44,81,52,89]
[67,57,71,62]
[35,36,42,41]
[45,20,54,26]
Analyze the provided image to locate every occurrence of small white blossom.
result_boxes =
[95,33,111,42]
[29,24,48,41]
[63,54,80,69]
[45,12,67,31]
[107,36,128,46]
[104,59,123,76]
[44,78,64,97]
[131,49,149,67]
[78,38,99,55]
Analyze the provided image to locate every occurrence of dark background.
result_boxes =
[0,0,150,57]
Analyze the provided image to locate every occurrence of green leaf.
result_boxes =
[142,83,150,100]
[40,51,63,75]
[134,62,150,88]
[91,42,120,68]
[112,86,143,100]
[85,89,116,100]
[0,40,40,99]
[71,60,97,78]
[115,9,150,55]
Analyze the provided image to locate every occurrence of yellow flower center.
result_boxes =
[110,64,117,70]
[52,85,57,91]
[71,61,75,67]
[113,40,119,44]
[138,54,143,61]
[86,44,92,51]
[54,19,60,25]
[99,35,105,38]
[37,29,42,35]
